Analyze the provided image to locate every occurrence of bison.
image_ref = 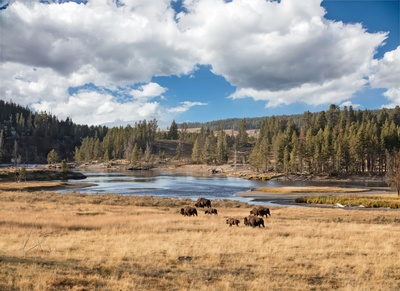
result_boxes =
[244,216,265,228]
[250,206,271,217]
[195,197,212,208]
[226,217,240,227]
[205,208,218,215]
[180,206,198,217]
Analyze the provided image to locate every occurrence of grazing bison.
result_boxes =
[180,206,198,217]
[205,208,218,215]
[226,217,240,227]
[195,197,212,208]
[244,216,265,228]
[250,206,271,217]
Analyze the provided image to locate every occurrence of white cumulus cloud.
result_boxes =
[0,0,394,125]
[131,83,167,100]
[177,0,386,107]
[369,46,400,108]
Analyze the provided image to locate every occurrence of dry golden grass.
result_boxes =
[257,186,369,193]
[0,181,66,191]
[1,190,400,290]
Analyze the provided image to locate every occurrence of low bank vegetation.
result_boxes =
[257,186,369,194]
[296,194,400,209]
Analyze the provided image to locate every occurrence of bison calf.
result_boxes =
[180,206,198,217]
[204,208,218,215]
[226,217,240,227]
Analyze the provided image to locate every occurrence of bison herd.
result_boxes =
[180,197,271,228]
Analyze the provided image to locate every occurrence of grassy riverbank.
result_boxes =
[296,194,400,208]
[257,186,370,194]
[1,190,400,290]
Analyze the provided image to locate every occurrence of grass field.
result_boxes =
[1,190,400,290]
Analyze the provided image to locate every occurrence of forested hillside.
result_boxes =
[0,100,107,163]
[248,104,400,175]
[2,100,400,180]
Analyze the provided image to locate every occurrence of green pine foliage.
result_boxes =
[248,105,400,175]
[3,99,400,179]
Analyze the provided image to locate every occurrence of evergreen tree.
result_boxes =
[290,132,299,173]
[168,120,179,140]
[202,134,216,164]
[238,118,248,144]
[192,136,202,164]
[385,150,400,197]
[216,127,228,164]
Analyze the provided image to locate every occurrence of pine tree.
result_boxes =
[192,136,202,164]
[202,135,216,164]
[216,128,228,164]
[168,120,179,140]
[238,119,248,145]
[385,150,400,198]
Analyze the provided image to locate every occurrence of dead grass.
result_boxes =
[257,186,369,193]
[0,181,66,191]
[296,194,400,208]
[0,190,400,290]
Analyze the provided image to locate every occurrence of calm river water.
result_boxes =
[59,169,388,206]
[59,169,269,205]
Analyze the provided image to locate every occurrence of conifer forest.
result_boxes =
[1,100,400,178]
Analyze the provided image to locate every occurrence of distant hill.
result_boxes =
[179,108,386,131]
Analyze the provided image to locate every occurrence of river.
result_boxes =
[58,169,388,206]
[58,169,268,205]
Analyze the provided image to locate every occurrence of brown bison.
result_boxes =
[226,217,240,227]
[205,208,218,215]
[195,197,212,208]
[250,206,271,217]
[244,216,265,228]
[180,206,198,217]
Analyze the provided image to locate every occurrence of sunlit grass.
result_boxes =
[257,186,369,193]
[296,194,400,208]
[1,191,400,290]
[0,181,67,191]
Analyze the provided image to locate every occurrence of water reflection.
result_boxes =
[59,169,388,206]
[59,169,267,205]
[264,179,387,188]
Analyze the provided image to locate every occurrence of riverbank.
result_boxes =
[2,162,394,209]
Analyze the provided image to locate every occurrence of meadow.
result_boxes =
[1,189,400,290]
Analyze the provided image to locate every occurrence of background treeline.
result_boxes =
[248,104,400,175]
[0,100,107,163]
[2,99,400,178]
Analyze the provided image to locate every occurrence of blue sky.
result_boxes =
[1,0,399,128]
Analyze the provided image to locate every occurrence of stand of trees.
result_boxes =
[74,119,158,163]
[2,99,400,180]
[249,105,400,176]
[0,100,107,163]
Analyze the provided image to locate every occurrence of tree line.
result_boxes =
[2,99,400,180]
[249,104,400,175]
[0,100,107,163]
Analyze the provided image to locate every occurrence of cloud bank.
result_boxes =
[0,0,398,126]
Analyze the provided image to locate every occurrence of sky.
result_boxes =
[0,0,399,129]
